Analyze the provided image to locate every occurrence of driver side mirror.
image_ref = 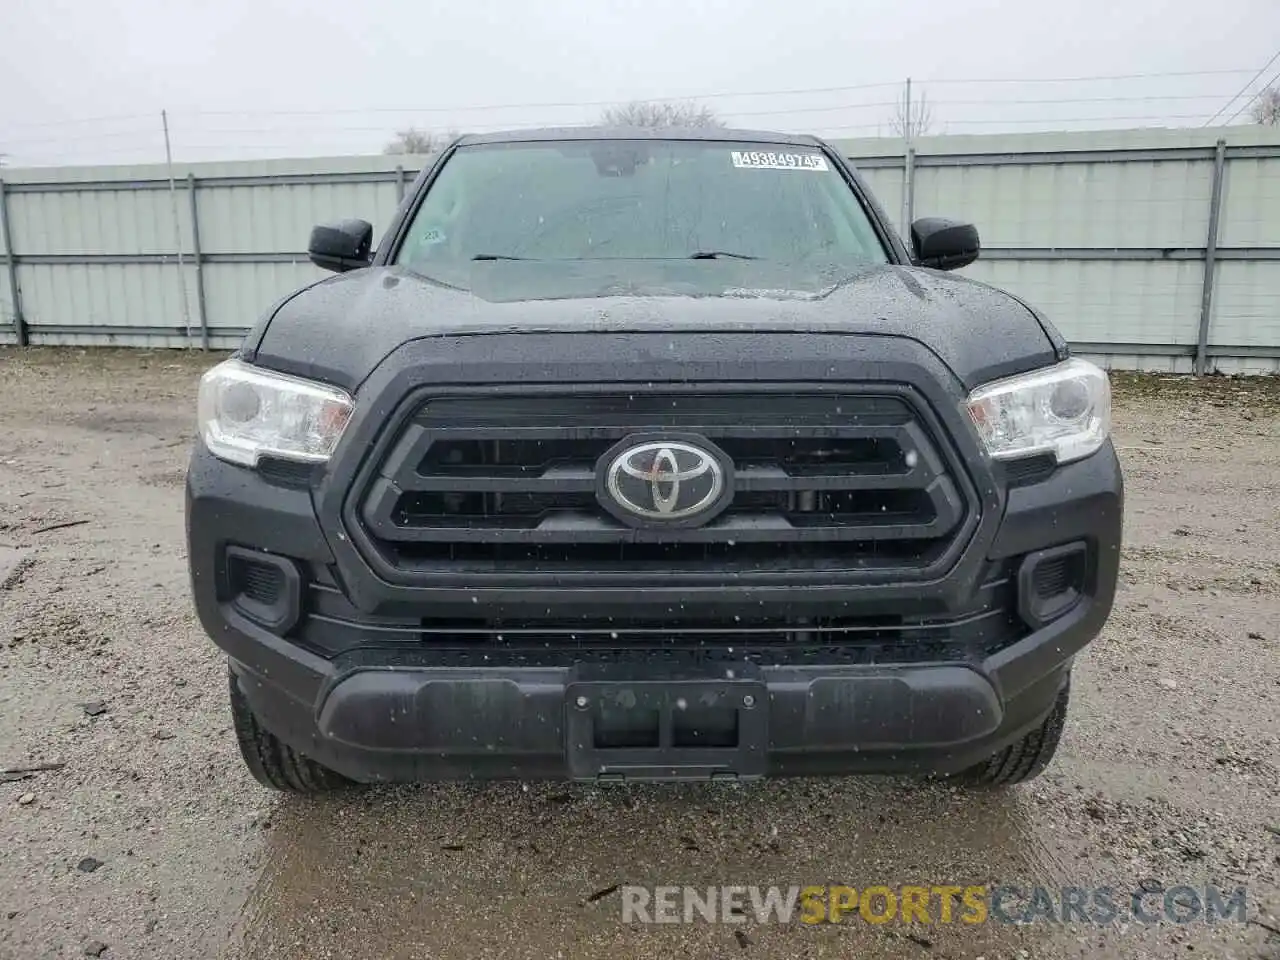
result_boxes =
[910,218,980,271]
[308,219,373,273]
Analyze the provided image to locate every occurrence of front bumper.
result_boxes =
[224,608,1088,783]
[187,332,1122,783]
[189,447,1121,783]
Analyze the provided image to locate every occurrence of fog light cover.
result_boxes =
[1018,542,1088,628]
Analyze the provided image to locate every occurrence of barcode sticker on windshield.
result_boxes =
[731,151,829,171]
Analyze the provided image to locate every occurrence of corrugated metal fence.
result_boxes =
[1,126,1278,373]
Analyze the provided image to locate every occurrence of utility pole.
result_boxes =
[903,77,913,149]
[162,110,194,348]
[901,78,914,240]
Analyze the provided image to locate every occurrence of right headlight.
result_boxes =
[197,358,353,467]
[965,357,1110,464]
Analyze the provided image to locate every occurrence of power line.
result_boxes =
[93,109,1222,144]
[1223,68,1280,124]
[936,113,1215,125]
[7,64,1268,164]
[1203,47,1280,125]
[181,82,906,118]
[685,101,900,118]
[171,68,1266,118]
[224,110,1224,132]
[5,93,1239,147]
[925,68,1265,84]
[815,114,1217,133]
[0,113,154,130]
[13,108,1226,159]
[930,92,1250,106]
[2,129,167,147]
[4,67,1267,137]
[170,92,1253,129]
[147,102,904,135]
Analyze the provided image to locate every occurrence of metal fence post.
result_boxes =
[187,174,210,350]
[904,146,917,239]
[396,164,407,202]
[0,179,27,346]
[1195,138,1228,376]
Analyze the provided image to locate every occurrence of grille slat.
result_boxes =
[402,464,936,494]
[297,566,1027,661]
[392,489,938,524]
[383,543,942,575]
[407,466,597,493]
[370,509,958,541]
[358,391,971,576]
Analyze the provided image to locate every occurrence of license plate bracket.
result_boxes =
[565,676,768,782]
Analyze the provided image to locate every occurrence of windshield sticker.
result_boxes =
[731,151,829,171]
[419,227,447,244]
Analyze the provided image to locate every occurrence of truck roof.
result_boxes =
[455,126,826,147]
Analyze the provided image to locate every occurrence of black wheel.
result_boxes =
[954,676,1071,787]
[228,670,351,793]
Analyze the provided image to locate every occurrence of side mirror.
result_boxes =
[910,217,980,271]
[308,219,373,273]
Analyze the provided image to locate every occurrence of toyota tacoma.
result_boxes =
[186,128,1122,792]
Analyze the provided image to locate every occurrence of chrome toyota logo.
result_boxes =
[601,439,727,523]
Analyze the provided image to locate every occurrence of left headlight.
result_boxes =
[965,357,1110,464]
[197,358,353,466]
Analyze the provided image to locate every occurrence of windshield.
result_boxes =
[393,139,890,273]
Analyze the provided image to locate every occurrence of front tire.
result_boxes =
[228,670,350,793]
[954,676,1071,787]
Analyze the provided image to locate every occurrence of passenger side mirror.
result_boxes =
[308,219,374,273]
[910,218,980,271]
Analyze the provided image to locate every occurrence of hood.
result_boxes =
[247,259,1058,392]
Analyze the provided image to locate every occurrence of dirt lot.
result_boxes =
[0,348,1277,960]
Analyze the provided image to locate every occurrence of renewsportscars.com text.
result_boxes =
[620,884,1249,926]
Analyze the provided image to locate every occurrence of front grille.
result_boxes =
[298,560,1025,663]
[356,391,973,579]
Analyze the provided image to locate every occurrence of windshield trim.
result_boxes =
[454,126,827,147]
[377,137,905,270]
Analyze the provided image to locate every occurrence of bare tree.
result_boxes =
[600,100,724,129]
[1252,87,1280,125]
[383,127,460,155]
[889,88,935,139]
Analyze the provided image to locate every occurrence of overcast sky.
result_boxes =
[2,0,1278,166]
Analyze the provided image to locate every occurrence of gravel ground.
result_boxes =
[0,347,1277,960]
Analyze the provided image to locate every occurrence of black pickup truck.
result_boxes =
[186,128,1122,792]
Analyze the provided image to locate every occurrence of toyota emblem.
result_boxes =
[597,437,732,527]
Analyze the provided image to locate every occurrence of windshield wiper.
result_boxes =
[473,252,759,261]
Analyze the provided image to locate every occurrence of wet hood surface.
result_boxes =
[248,259,1059,391]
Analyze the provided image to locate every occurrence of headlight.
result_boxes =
[197,358,353,466]
[965,357,1110,464]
